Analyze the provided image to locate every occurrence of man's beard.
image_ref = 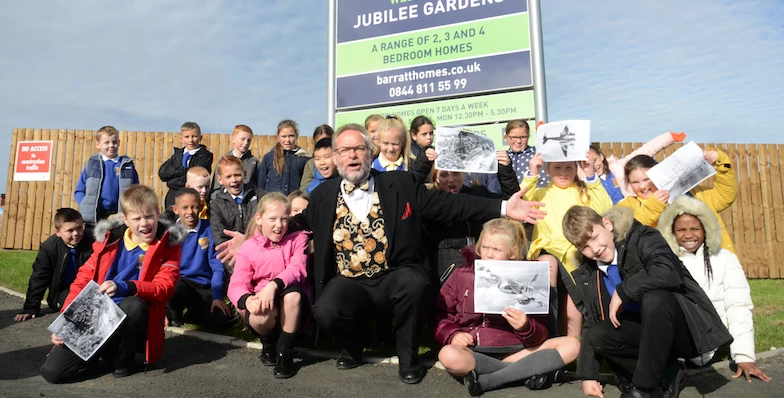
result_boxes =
[338,157,371,185]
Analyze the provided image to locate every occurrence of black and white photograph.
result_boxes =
[474,260,550,315]
[536,120,591,162]
[646,141,717,203]
[434,127,498,173]
[47,280,127,361]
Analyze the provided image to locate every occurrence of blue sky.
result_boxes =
[0,0,782,189]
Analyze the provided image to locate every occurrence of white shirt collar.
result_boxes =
[185,147,201,155]
[230,189,245,201]
[340,176,375,223]
[101,154,120,162]
[177,218,202,234]
[597,249,619,275]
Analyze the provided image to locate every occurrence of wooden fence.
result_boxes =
[2,128,782,278]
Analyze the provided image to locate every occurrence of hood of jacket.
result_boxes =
[602,206,636,242]
[93,216,187,246]
[657,195,722,255]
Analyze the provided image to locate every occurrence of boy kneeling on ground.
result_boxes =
[562,206,732,398]
[41,185,185,383]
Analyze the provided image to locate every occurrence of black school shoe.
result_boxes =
[335,350,363,370]
[621,386,664,398]
[524,369,561,390]
[661,360,685,398]
[260,344,277,366]
[273,353,296,379]
[398,364,426,384]
[463,370,482,396]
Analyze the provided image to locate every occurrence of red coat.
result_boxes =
[433,248,548,348]
[63,218,185,364]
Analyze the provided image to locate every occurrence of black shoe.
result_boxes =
[523,368,560,390]
[112,366,135,378]
[463,370,482,396]
[621,385,664,398]
[260,344,277,366]
[398,365,426,385]
[273,353,296,379]
[336,350,363,370]
[617,374,634,395]
[661,361,685,398]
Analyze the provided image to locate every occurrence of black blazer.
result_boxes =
[158,145,214,209]
[294,170,503,297]
[22,233,93,315]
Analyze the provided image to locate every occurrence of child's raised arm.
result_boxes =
[609,132,686,197]
[693,149,737,213]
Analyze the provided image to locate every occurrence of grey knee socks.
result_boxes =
[477,348,564,393]
[471,352,509,374]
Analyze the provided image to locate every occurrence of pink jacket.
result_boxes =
[228,230,312,306]
[433,248,548,348]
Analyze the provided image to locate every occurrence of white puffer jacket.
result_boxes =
[676,245,755,363]
[659,195,755,363]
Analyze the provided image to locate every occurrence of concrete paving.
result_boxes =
[0,289,781,397]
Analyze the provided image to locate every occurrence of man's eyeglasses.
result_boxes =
[335,145,369,157]
[506,136,529,142]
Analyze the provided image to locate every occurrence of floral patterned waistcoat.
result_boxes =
[332,190,389,278]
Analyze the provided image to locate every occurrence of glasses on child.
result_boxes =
[506,135,529,142]
[335,145,369,157]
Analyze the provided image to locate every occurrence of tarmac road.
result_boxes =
[0,290,782,397]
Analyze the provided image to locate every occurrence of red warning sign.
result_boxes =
[14,141,53,181]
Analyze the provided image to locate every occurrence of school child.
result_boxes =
[40,185,185,383]
[504,120,549,188]
[300,124,335,191]
[604,132,686,197]
[161,166,213,224]
[212,124,260,193]
[228,192,311,378]
[185,166,212,219]
[364,114,384,157]
[304,138,337,195]
[211,155,265,250]
[523,153,612,337]
[588,146,624,204]
[372,115,413,172]
[410,147,519,285]
[15,209,94,322]
[409,115,434,158]
[434,218,580,396]
[288,190,309,217]
[74,125,139,226]
[562,205,731,398]
[658,196,771,382]
[617,147,737,253]
[258,119,309,195]
[166,188,232,330]
[159,121,214,210]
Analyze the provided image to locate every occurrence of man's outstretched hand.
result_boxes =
[215,230,246,267]
[505,187,546,224]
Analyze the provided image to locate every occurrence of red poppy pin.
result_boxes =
[401,202,412,220]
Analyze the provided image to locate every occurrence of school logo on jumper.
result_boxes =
[198,237,210,250]
[115,166,121,176]
[137,254,144,269]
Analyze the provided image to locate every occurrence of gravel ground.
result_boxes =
[0,290,781,397]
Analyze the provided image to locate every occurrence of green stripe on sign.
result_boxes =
[336,13,530,77]
[334,90,535,128]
